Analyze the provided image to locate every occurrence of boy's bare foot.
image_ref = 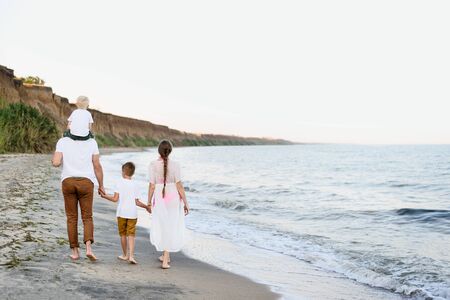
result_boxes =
[128,257,137,264]
[118,255,128,261]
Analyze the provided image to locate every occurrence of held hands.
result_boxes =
[146,204,152,214]
[98,186,106,197]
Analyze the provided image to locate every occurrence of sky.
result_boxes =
[0,0,449,144]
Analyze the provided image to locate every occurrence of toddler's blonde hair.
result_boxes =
[76,96,89,109]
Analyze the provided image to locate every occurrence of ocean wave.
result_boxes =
[184,186,199,193]
[396,208,450,222]
[214,200,249,211]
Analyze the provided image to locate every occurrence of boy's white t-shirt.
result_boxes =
[68,109,94,136]
[115,178,140,219]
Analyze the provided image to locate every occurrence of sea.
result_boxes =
[101,144,450,299]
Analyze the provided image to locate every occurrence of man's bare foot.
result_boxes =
[86,253,97,261]
[86,250,97,262]
[85,241,97,261]
[69,248,80,260]
[128,257,137,264]
[118,255,128,261]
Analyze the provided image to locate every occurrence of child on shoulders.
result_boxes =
[64,95,94,140]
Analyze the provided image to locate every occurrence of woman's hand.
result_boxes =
[146,205,152,214]
[184,202,190,216]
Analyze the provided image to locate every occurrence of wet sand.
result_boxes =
[0,154,278,299]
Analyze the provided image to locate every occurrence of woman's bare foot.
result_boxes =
[161,251,170,269]
[118,255,128,261]
[158,255,171,263]
[128,257,137,264]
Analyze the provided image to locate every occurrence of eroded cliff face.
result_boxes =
[0,65,291,146]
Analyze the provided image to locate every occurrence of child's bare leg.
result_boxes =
[128,236,137,264]
[118,235,128,260]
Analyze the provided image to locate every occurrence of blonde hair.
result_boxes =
[75,96,89,109]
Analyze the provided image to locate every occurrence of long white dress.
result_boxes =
[149,158,185,252]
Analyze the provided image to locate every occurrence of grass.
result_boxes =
[95,133,258,148]
[96,134,160,148]
[95,134,252,147]
[0,99,59,153]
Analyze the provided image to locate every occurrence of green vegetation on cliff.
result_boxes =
[19,76,45,85]
[0,99,59,153]
[95,133,273,148]
[96,134,160,148]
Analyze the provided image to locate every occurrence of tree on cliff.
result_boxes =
[20,76,45,85]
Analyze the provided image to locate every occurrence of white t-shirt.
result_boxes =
[114,178,141,219]
[68,109,94,136]
[55,137,100,184]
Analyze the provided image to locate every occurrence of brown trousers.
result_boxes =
[62,177,94,248]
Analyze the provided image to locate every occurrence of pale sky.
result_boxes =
[1,0,449,144]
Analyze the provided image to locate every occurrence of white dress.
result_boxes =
[149,158,185,252]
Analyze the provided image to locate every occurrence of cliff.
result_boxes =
[0,65,292,147]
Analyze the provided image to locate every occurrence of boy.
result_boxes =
[64,95,94,140]
[100,162,150,264]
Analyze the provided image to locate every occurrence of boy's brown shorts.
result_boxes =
[117,217,137,236]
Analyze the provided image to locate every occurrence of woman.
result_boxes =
[148,140,189,269]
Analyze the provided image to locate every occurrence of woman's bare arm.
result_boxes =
[176,181,189,215]
[147,183,155,206]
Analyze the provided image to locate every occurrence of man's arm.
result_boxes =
[92,154,105,194]
[52,152,62,167]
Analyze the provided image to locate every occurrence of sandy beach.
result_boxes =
[0,153,278,300]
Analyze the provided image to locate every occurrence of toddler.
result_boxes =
[64,95,94,140]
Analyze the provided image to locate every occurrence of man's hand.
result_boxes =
[98,186,105,196]
[52,152,63,167]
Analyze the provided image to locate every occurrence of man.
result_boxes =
[52,136,104,261]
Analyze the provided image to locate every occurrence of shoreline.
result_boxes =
[101,149,407,300]
[0,154,278,299]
